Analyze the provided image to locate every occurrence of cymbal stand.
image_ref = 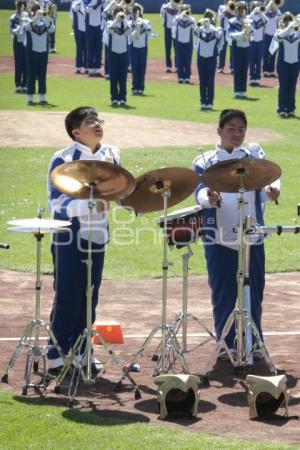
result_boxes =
[169,245,215,354]
[54,186,134,406]
[202,177,276,383]
[122,188,190,399]
[1,209,65,395]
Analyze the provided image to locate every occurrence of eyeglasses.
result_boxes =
[83,118,105,126]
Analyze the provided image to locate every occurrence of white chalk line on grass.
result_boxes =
[1,331,300,341]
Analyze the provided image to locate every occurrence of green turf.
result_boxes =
[0,392,295,450]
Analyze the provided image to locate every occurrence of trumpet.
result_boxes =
[197,17,211,28]
[117,11,125,20]
[266,0,284,10]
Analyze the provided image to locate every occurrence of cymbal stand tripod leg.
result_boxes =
[122,190,190,399]
[1,228,64,394]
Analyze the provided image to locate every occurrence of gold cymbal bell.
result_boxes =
[121,167,201,213]
[50,160,136,201]
[202,158,281,193]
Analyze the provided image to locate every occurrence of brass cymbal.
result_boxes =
[202,158,281,193]
[51,160,136,201]
[121,167,201,213]
[7,226,69,235]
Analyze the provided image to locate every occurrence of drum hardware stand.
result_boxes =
[167,244,215,354]
[53,186,134,406]
[201,176,277,385]
[1,208,65,395]
[121,187,190,400]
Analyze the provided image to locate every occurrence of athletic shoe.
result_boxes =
[200,104,207,111]
[111,100,118,107]
[287,111,296,118]
[73,355,104,374]
[206,104,213,110]
[278,111,287,118]
[178,79,184,83]
[119,100,127,107]
[218,68,224,74]
[27,101,35,106]
[165,68,172,73]
[132,90,139,95]
[39,100,48,105]
[138,90,144,95]
[15,86,22,93]
[74,68,81,74]
[184,79,190,84]
[47,356,64,375]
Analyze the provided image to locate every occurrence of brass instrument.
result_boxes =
[226,0,237,14]
[117,11,125,20]
[180,3,191,16]
[266,0,284,10]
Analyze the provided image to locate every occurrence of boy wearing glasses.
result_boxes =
[47,106,120,374]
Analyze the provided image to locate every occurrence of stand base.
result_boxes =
[121,324,190,399]
[1,319,63,394]
[202,308,277,381]
[170,312,215,353]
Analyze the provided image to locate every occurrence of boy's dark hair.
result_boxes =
[65,106,98,139]
[218,109,248,129]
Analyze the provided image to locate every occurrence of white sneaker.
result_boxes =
[219,348,236,361]
[73,355,103,373]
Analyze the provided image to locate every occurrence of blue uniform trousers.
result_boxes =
[48,232,105,359]
[86,24,102,70]
[197,55,217,105]
[74,28,87,69]
[204,243,265,348]
[263,33,276,74]
[164,27,176,69]
[49,19,56,49]
[131,46,147,92]
[218,30,232,70]
[109,51,128,102]
[104,45,110,77]
[249,40,264,81]
[175,41,193,80]
[231,43,250,93]
[26,50,48,95]
[277,61,300,114]
[13,39,27,88]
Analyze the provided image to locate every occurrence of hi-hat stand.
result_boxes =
[202,180,277,383]
[1,209,65,395]
[122,188,190,399]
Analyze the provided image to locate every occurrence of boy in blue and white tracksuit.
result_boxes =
[172,5,195,83]
[272,12,300,118]
[107,8,131,106]
[160,0,181,72]
[24,6,55,105]
[228,2,253,98]
[130,4,152,95]
[248,3,268,86]
[194,16,223,110]
[71,0,87,73]
[10,1,28,93]
[217,0,235,73]
[193,109,280,352]
[85,0,103,76]
[47,106,121,372]
[263,2,281,77]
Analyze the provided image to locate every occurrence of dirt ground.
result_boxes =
[1,269,300,445]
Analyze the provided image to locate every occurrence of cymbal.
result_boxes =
[121,167,201,213]
[51,160,136,201]
[7,226,69,235]
[202,158,281,193]
[7,218,71,228]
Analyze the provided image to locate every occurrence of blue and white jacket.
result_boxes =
[48,141,120,245]
[193,144,280,250]
[194,24,223,57]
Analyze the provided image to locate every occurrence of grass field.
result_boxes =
[0,8,300,449]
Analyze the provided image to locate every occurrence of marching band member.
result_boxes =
[248,1,268,86]
[263,0,282,77]
[171,3,195,84]
[106,6,131,106]
[71,0,87,74]
[228,1,253,98]
[10,0,28,93]
[160,0,181,73]
[48,1,58,53]
[47,106,120,374]
[193,109,280,358]
[130,3,152,95]
[194,10,223,110]
[85,0,103,77]
[272,12,300,118]
[217,0,235,73]
[102,0,119,79]
[24,1,55,105]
